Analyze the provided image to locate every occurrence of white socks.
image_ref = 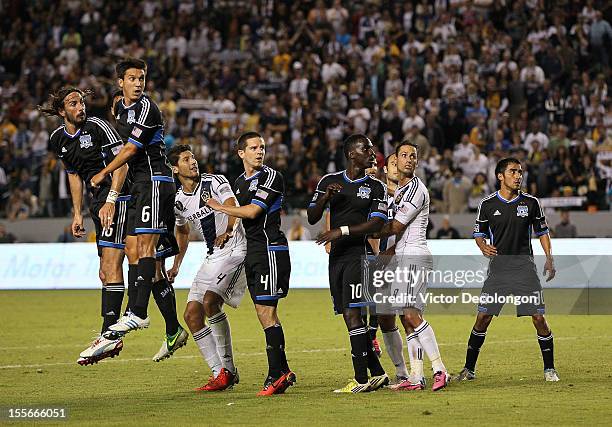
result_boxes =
[193,326,222,377]
[413,320,446,374]
[382,328,409,379]
[208,311,235,374]
[406,331,424,381]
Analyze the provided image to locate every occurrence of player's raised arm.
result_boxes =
[90,143,138,188]
[207,193,264,220]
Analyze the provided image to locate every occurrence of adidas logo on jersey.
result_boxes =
[137,276,144,281]
[61,147,67,153]
[494,210,501,216]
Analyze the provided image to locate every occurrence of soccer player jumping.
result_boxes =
[455,157,560,382]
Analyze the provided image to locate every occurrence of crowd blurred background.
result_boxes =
[1,0,611,225]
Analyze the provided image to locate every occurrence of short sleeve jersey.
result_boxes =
[48,117,127,196]
[473,191,549,256]
[393,176,430,255]
[114,94,172,183]
[234,166,288,257]
[310,170,388,262]
[174,174,245,259]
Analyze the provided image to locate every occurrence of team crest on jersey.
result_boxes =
[517,205,528,217]
[79,134,92,149]
[357,186,371,199]
[175,200,185,212]
[127,109,136,124]
[248,179,258,192]
[201,190,211,204]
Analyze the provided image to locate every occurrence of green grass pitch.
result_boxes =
[1,290,611,426]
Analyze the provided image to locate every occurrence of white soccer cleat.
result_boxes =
[544,369,560,382]
[152,326,189,362]
[77,335,123,366]
[107,312,150,334]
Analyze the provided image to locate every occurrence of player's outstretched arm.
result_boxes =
[316,217,385,245]
[167,223,190,283]
[67,172,85,238]
[90,143,138,188]
[206,198,264,220]
[374,218,406,239]
[539,233,555,282]
[307,183,342,225]
[99,164,128,229]
[215,197,241,248]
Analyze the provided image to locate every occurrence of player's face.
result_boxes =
[60,92,86,126]
[352,140,376,170]
[119,68,145,102]
[499,163,523,191]
[239,137,265,170]
[396,144,418,177]
[173,150,199,179]
[384,154,399,183]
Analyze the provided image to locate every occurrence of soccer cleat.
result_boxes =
[77,335,123,366]
[256,371,297,396]
[432,371,451,391]
[108,312,150,334]
[333,379,370,393]
[454,367,476,381]
[152,326,189,362]
[390,377,426,391]
[544,369,560,382]
[389,375,408,386]
[372,338,382,357]
[367,373,389,391]
[194,368,239,391]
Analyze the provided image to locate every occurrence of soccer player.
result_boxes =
[455,157,560,382]
[375,153,411,384]
[166,145,245,391]
[307,134,389,393]
[375,141,450,391]
[206,132,296,396]
[91,59,188,360]
[41,87,129,365]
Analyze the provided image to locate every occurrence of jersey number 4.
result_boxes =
[260,274,269,290]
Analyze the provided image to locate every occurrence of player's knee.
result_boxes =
[342,309,364,330]
[474,314,493,331]
[202,299,221,318]
[183,307,202,329]
[531,314,549,331]
[401,310,422,329]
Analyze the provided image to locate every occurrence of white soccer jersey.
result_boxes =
[393,176,431,256]
[175,174,246,260]
[385,192,396,248]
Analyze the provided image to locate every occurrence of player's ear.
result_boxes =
[117,78,123,89]
[171,165,179,174]
[237,149,245,159]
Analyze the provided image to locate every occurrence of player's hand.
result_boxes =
[215,231,233,249]
[99,202,115,229]
[206,198,222,211]
[71,214,85,238]
[90,172,105,188]
[543,256,556,282]
[479,243,497,258]
[316,228,342,245]
[324,183,342,200]
[167,265,179,283]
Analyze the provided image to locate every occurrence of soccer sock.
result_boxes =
[382,327,409,379]
[101,283,125,333]
[152,278,180,335]
[368,315,379,341]
[264,324,285,379]
[348,326,370,384]
[366,332,386,376]
[406,332,424,380]
[208,311,235,374]
[125,264,138,314]
[193,326,222,377]
[537,332,555,370]
[465,328,487,372]
[414,320,446,373]
[133,257,155,319]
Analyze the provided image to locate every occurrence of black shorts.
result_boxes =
[478,262,545,317]
[91,193,130,256]
[126,180,175,235]
[329,258,370,315]
[245,249,291,306]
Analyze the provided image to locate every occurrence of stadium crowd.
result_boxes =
[0,0,611,221]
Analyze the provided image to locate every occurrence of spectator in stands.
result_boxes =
[0,223,16,243]
[435,215,461,239]
[468,173,491,212]
[443,167,471,214]
[553,210,578,238]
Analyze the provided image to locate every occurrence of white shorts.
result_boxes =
[389,255,432,312]
[187,250,247,308]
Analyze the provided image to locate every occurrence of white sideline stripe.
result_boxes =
[0,335,607,370]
